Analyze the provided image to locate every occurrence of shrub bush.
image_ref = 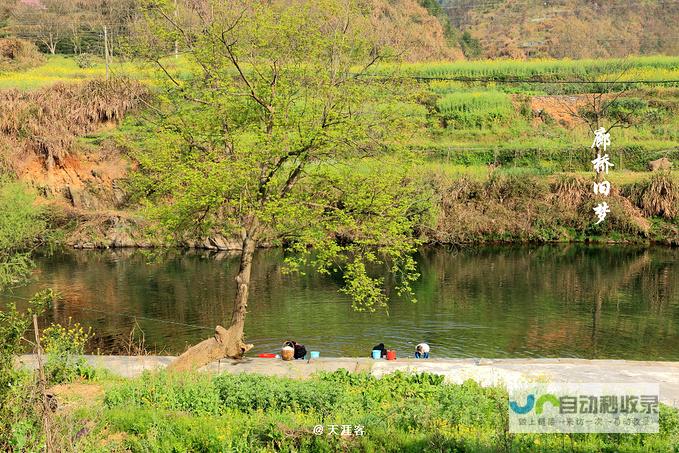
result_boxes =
[74,53,97,69]
[214,373,344,415]
[0,39,44,71]
[105,371,222,415]
[42,321,95,384]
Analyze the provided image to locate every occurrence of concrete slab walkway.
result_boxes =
[18,355,679,408]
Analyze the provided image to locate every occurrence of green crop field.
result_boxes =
[1,54,677,173]
[0,54,192,90]
[3,54,679,90]
[382,55,679,82]
[436,90,514,128]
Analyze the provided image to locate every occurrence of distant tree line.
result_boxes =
[418,0,482,58]
[2,0,677,60]
[439,0,679,59]
[1,0,466,62]
[1,0,138,55]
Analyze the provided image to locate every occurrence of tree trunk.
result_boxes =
[47,34,56,55]
[168,234,256,371]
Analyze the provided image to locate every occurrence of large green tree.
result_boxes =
[130,0,430,370]
[0,177,45,288]
[131,0,427,369]
[0,176,51,449]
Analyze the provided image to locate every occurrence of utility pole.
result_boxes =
[174,0,179,58]
[33,315,54,452]
[103,25,110,80]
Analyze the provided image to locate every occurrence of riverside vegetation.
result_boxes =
[32,368,679,452]
[2,286,679,451]
[3,317,679,453]
[0,1,677,451]
[0,51,678,247]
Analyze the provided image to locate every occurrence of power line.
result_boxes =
[359,74,679,84]
[1,292,214,332]
[438,0,679,9]
[68,305,214,331]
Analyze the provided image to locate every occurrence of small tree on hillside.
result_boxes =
[129,0,430,370]
[555,64,658,170]
[10,0,68,54]
[557,66,634,134]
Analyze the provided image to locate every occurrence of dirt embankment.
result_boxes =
[0,79,251,250]
[425,171,678,246]
[1,80,676,249]
[528,95,590,127]
[0,79,153,248]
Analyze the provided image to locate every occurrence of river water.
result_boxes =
[8,245,679,360]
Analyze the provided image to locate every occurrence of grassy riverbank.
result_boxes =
[11,369,679,452]
[0,54,677,247]
[425,169,679,245]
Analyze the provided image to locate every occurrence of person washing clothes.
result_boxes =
[415,343,430,359]
[281,340,307,360]
[371,343,388,359]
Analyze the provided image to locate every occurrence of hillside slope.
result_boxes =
[372,0,464,61]
[443,0,679,59]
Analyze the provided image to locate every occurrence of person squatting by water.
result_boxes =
[283,340,307,360]
[371,343,388,358]
[415,343,430,359]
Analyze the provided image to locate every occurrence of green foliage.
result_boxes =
[382,55,679,83]
[128,0,428,313]
[74,52,97,69]
[606,97,649,121]
[423,143,679,172]
[418,0,459,46]
[436,91,513,128]
[105,371,222,416]
[0,177,55,450]
[460,31,483,59]
[0,371,43,452]
[215,373,343,415]
[0,290,51,397]
[93,370,679,452]
[0,289,53,451]
[42,320,95,384]
[0,177,45,290]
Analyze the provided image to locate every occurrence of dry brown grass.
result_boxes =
[0,79,148,170]
[428,171,657,244]
[551,174,590,209]
[638,172,678,219]
[0,38,44,71]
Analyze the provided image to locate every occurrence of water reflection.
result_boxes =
[7,245,679,359]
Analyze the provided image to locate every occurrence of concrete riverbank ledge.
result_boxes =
[17,355,679,408]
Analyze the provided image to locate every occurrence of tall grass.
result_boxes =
[0,54,193,90]
[436,91,513,127]
[623,171,679,219]
[0,39,44,72]
[388,55,679,81]
[0,79,148,169]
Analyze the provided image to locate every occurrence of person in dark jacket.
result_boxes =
[371,343,387,358]
[284,340,307,359]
